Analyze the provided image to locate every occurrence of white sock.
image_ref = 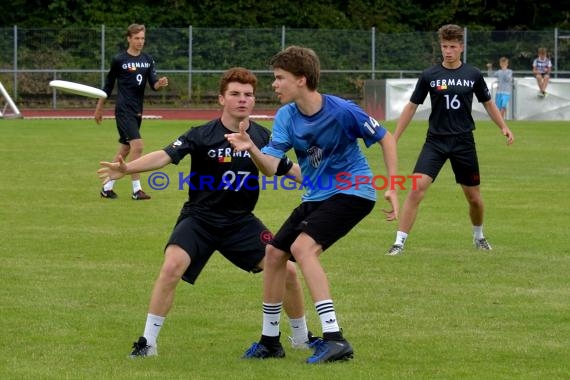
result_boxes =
[288,316,308,343]
[262,303,282,337]
[315,300,340,334]
[132,180,142,193]
[103,180,115,191]
[395,231,408,246]
[143,313,165,346]
[473,225,484,240]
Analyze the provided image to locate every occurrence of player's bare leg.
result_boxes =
[461,184,491,250]
[100,143,130,199]
[131,244,190,358]
[127,139,150,199]
[387,174,433,255]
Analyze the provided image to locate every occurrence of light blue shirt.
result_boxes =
[262,94,387,202]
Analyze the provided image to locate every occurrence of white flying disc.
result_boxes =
[49,80,107,99]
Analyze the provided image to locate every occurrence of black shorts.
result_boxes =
[413,132,480,186]
[270,193,375,254]
[166,213,272,284]
[115,111,142,144]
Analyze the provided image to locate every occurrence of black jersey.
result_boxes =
[163,119,271,224]
[102,51,159,115]
[410,63,491,135]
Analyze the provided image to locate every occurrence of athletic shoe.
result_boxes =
[306,338,354,364]
[100,188,118,199]
[288,331,323,349]
[241,342,285,359]
[386,244,404,256]
[132,190,151,200]
[129,336,157,358]
[474,237,493,251]
[537,91,545,98]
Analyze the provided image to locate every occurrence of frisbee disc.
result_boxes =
[49,80,107,99]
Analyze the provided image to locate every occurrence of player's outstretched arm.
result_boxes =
[98,150,172,183]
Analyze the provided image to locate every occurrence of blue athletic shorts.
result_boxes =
[495,93,510,110]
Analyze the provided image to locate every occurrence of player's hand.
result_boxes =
[157,77,168,88]
[225,121,253,152]
[503,127,515,145]
[94,109,103,125]
[98,156,128,183]
[382,189,399,221]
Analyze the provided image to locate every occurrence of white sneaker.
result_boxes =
[474,238,492,251]
[386,244,404,256]
[288,335,309,349]
[288,331,321,349]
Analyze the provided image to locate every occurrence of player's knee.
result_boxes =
[161,245,190,280]
[265,244,287,264]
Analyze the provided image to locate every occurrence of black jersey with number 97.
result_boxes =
[163,119,272,224]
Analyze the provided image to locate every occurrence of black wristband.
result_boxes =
[275,156,293,176]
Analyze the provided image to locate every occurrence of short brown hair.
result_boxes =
[126,24,145,37]
[219,67,257,95]
[269,46,320,91]
[438,24,463,43]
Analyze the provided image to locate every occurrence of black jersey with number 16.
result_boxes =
[410,63,492,135]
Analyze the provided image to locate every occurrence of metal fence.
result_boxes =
[1,26,569,108]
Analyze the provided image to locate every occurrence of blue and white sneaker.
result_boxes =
[306,338,353,364]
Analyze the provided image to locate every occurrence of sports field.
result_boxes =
[0,117,568,379]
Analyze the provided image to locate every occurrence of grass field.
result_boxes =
[0,117,568,379]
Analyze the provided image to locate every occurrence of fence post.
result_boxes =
[281,25,286,50]
[101,24,106,87]
[13,25,18,100]
[188,25,193,102]
[463,27,468,63]
[371,27,376,80]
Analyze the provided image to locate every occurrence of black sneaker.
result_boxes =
[100,188,118,199]
[306,338,354,364]
[242,342,285,359]
[132,190,151,200]
[129,336,157,358]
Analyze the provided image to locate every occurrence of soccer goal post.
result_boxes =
[0,82,22,119]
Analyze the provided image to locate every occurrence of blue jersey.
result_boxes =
[262,94,387,202]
